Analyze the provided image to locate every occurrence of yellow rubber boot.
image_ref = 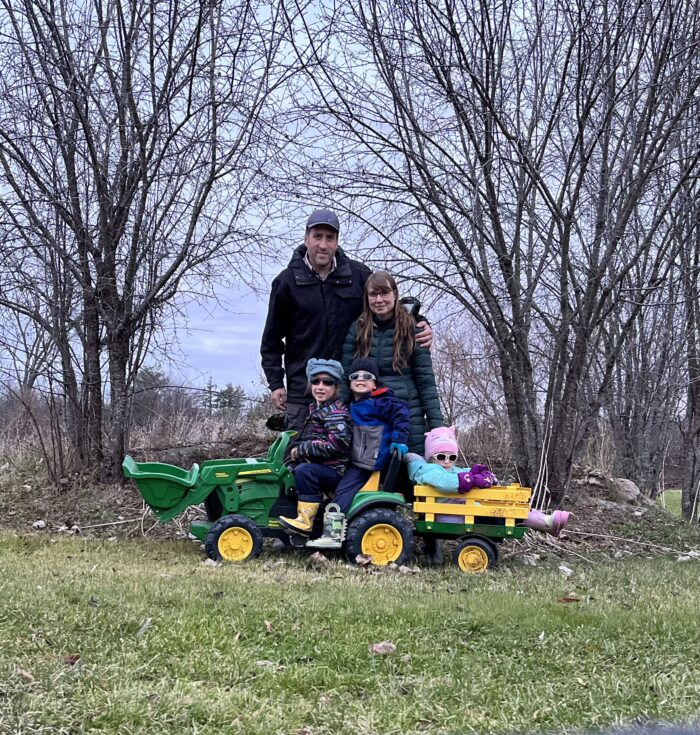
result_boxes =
[279,501,320,535]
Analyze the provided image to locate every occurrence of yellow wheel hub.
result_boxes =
[218,527,254,561]
[360,523,403,565]
[458,545,489,573]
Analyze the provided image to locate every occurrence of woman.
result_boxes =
[341,272,444,455]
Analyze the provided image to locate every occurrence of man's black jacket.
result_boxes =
[261,245,371,402]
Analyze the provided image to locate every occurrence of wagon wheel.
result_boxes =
[453,536,497,573]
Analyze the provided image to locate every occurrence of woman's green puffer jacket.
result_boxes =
[341,318,444,454]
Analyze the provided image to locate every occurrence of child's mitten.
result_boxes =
[457,472,474,494]
[470,463,497,488]
[389,442,408,458]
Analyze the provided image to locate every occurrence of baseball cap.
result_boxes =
[306,209,340,232]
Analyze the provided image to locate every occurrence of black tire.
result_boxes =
[344,508,414,566]
[453,536,497,573]
[205,514,263,562]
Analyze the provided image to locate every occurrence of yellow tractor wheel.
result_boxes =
[205,515,263,562]
[345,508,413,566]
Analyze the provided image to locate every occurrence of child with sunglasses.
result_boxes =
[279,359,352,536]
[406,426,571,535]
[307,357,410,549]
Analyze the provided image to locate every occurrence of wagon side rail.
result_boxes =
[413,483,532,539]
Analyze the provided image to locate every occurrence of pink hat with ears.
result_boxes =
[424,426,459,459]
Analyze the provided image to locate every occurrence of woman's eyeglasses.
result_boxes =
[367,289,394,300]
[349,371,376,381]
[310,377,337,386]
[434,453,458,462]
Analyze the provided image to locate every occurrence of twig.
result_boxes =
[80,518,141,529]
[565,529,683,554]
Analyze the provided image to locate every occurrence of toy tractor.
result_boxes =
[123,431,532,572]
[123,431,413,566]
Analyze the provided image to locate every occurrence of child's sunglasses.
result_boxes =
[433,453,458,462]
[348,371,376,381]
[310,377,337,386]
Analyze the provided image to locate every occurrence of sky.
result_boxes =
[167,284,274,396]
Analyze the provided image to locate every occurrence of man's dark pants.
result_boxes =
[286,401,312,432]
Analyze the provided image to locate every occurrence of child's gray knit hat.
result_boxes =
[305,358,344,383]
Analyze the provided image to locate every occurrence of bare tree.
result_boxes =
[678,184,700,520]
[282,0,700,502]
[0,0,295,477]
[598,265,685,497]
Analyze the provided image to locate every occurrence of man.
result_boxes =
[261,208,431,430]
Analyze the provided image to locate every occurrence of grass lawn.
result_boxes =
[1,535,699,735]
[657,489,683,518]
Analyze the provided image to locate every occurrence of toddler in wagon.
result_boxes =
[406,426,570,534]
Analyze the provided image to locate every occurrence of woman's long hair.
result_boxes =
[354,272,415,372]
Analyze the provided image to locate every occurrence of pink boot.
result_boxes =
[524,509,571,537]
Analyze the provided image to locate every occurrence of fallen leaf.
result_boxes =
[32,520,46,530]
[399,565,420,574]
[202,558,220,567]
[557,597,581,603]
[264,620,274,634]
[558,565,574,577]
[369,640,397,655]
[17,669,34,683]
[64,654,81,666]
[213,591,224,599]
[355,554,373,567]
[309,552,329,566]
[233,632,241,643]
